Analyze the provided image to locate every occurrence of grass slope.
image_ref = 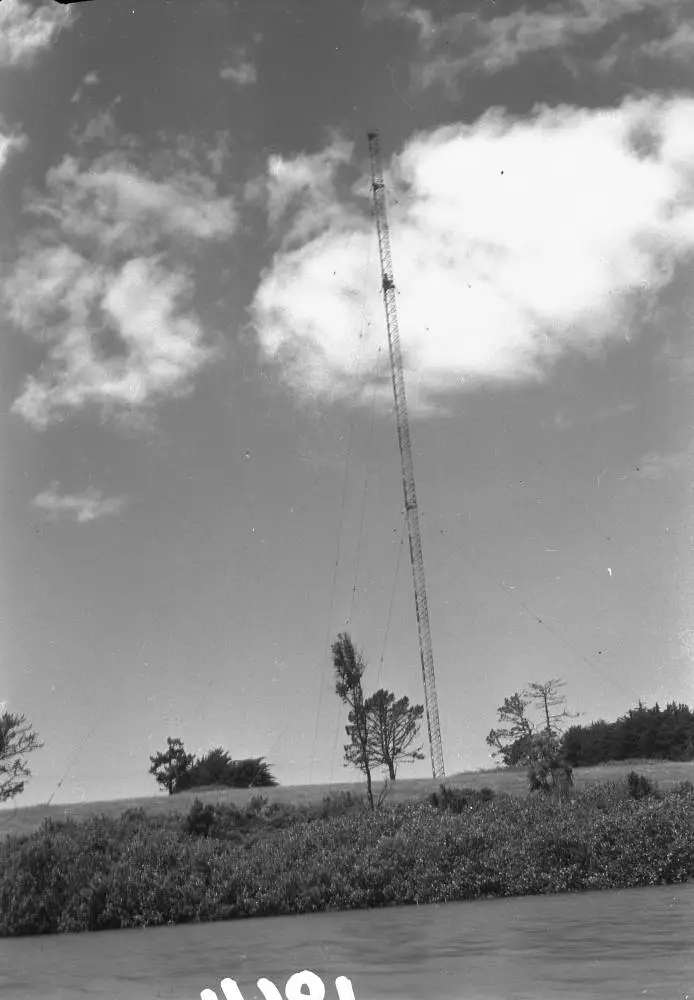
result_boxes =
[1,759,693,841]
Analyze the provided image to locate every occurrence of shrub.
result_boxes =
[428,785,497,813]
[173,751,278,792]
[182,800,217,837]
[318,791,364,818]
[248,795,268,815]
[2,781,694,937]
[626,771,657,800]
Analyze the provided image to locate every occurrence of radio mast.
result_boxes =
[367,131,445,780]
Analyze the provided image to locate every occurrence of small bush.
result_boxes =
[182,800,217,837]
[626,771,657,800]
[428,785,497,813]
[318,791,364,818]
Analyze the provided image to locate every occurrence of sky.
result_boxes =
[1,0,694,809]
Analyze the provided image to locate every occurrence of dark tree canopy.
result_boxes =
[174,749,277,791]
[332,632,375,809]
[331,633,427,803]
[485,680,576,794]
[149,739,277,794]
[561,701,694,766]
[365,688,424,780]
[485,692,535,766]
[149,737,195,796]
[0,711,44,803]
[486,680,577,768]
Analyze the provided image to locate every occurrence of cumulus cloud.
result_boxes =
[0,0,72,68]
[0,125,27,173]
[71,69,101,104]
[370,0,690,93]
[204,131,234,177]
[33,484,127,523]
[220,41,258,87]
[640,22,694,63]
[250,96,694,414]
[10,252,214,428]
[4,137,238,429]
[26,152,238,251]
[221,59,258,86]
[264,137,356,247]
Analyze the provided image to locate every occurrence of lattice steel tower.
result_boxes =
[367,131,445,780]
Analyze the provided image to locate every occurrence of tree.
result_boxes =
[149,737,195,795]
[175,749,278,791]
[332,632,375,809]
[365,688,424,780]
[485,692,535,766]
[177,746,234,790]
[526,733,574,797]
[0,711,44,802]
[486,680,576,795]
[526,678,579,738]
[232,756,278,788]
[487,680,578,766]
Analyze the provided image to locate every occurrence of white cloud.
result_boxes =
[26,152,237,252]
[220,59,258,86]
[33,484,127,523]
[371,0,691,92]
[0,0,71,68]
[250,96,694,414]
[4,140,238,428]
[203,130,233,177]
[265,137,355,247]
[0,126,27,173]
[641,22,694,63]
[10,253,213,428]
[220,37,260,86]
[71,69,101,103]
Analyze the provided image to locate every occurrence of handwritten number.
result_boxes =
[201,973,355,1000]
[285,971,326,1000]
[334,978,355,1000]
[257,978,284,1000]
[221,979,248,1000]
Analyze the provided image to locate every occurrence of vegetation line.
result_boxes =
[1,770,693,938]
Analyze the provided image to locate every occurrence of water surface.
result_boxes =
[1,884,692,1000]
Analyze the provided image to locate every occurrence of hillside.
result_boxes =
[2,758,693,841]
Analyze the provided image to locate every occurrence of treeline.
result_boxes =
[561,702,694,766]
[149,739,277,794]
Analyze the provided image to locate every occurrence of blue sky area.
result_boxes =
[1,0,694,807]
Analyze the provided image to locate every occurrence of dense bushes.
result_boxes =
[561,702,694,765]
[428,785,497,812]
[1,775,693,937]
[626,770,656,800]
[173,749,277,792]
[180,790,366,842]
